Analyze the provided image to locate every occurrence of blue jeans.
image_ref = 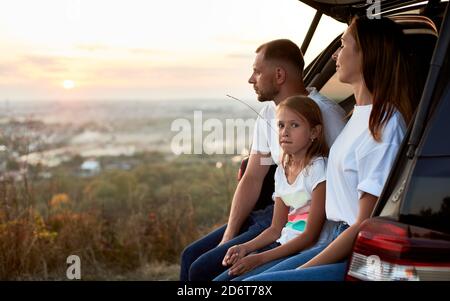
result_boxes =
[179,205,273,281]
[212,242,283,281]
[243,221,349,281]
[244,261,349,281]
[214,220,347,281]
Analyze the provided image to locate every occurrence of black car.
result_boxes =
[240,0,450,280]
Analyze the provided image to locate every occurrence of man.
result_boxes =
[180,39,346,281]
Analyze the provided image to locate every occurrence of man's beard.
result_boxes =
[256,86,278,102]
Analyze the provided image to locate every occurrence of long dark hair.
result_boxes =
[350,17,413,141]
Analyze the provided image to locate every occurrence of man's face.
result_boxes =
[248,51,279,102]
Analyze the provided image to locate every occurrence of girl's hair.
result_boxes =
[349,16,414,141]
[277,95,329,171]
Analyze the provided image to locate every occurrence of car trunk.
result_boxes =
[298,0,430,22]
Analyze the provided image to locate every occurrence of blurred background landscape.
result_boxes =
[0,0,346,280]
[0,99,263,280]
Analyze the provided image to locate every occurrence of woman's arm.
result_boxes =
[227,182,327,276]
[299,192,378,268]
[222,197,289,266]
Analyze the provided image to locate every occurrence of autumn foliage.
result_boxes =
[0,155,236,280]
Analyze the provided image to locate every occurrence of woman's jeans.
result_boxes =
[242,220,350,281]
[179,205,273,281]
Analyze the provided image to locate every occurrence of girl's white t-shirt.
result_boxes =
[274,157,327,244]
[325,104,407,225]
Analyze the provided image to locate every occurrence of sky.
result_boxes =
[0,0,346,101]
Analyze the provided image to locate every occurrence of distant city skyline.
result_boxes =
[0,0,346,101]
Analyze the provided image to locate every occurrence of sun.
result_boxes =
[63,80,75,89]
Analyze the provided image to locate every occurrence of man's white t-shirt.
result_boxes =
[273,157,327,244]
[325,104,407,225]
[306,87,346,147]
[250,88,346,165]
[250,101,280,165]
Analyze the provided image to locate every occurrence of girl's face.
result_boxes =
[277,107,317,156]
[334,26,363,85]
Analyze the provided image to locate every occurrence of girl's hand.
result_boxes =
[222,244,247,266]
[228,254,262,276]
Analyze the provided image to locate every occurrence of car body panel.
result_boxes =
[298,0,428,22]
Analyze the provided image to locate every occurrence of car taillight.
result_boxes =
[346,218,450,281]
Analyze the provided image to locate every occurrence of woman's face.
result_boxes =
[334,26,363,85]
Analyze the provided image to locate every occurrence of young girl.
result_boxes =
[244,16,414,281]
[213,96,332,281]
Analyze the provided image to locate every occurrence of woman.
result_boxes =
[244,16,414,281]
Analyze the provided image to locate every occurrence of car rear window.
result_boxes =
[400,157,450,234]
[419,85,450,156]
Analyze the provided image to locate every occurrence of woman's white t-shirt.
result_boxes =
[325,104,407,225]
[274,157,327,244]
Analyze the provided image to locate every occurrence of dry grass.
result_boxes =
[0,158,234,280]
[101,263,181,281]
[0,179,195,280]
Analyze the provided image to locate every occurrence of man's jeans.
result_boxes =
[179,205,273,281]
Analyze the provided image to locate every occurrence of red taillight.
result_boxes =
[355,219,409,255]
[346,218,450,281]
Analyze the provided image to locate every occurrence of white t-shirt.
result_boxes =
[250,101,280,165]
[250,88,346,165]
[274,157,327,244]
[325,104,407,225]
[306,87,346,147]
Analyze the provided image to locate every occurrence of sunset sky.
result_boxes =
[0,0,346,101]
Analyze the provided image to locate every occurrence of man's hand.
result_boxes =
[228,254,262,276]
[222,244,247,266]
